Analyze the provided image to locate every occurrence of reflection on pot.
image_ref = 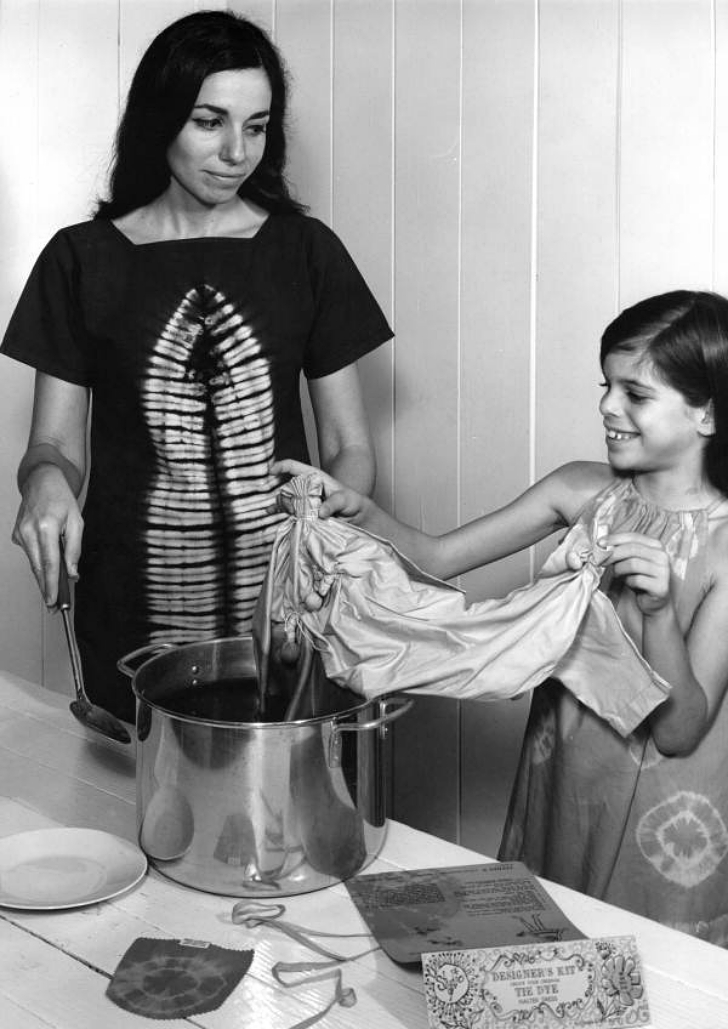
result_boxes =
[140,784,195,861]
[290,729,366,880]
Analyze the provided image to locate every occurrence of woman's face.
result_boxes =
[166,68,272,210]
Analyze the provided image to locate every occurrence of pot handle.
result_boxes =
[328,695,413,767]
[117,642,176,679]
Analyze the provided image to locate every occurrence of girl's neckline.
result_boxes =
[105,213,273,248]
[625,477,727,517]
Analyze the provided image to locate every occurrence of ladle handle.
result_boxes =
[56,542,71,612]
[56,548,85,702]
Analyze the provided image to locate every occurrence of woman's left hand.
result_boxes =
[601,531,673,615]
[273,458,337,491]
[272,458,372,522]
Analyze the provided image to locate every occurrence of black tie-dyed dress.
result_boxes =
[1,215,391,720]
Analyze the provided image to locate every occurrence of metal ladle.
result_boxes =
[57,555,131,744]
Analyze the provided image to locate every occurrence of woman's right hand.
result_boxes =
[12,464,84,607]
[272,458,372,524]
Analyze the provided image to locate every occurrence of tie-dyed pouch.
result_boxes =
[107,937,253,1018]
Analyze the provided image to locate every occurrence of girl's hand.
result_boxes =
[12,465,84,607]
[272,459,371,523]
[600,531,672,616]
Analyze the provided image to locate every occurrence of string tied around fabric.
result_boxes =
[231,900,379,1029]
[282,610,328,657]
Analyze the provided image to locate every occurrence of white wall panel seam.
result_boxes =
[116,0,121,120]
[616,0,623,317]
[34,0,40,250]
[712,0,718,289]
[457,0,464,540]
[459,0,463,530]
[528,0,540,584]
[453,0,463,843]
[391,0,399,514]
[329,0,334,229]
[389,0,396,502]
[35,0,44,684]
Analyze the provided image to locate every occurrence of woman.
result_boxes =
[2,10,391,722]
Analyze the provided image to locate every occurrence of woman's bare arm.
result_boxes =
[307,363,377,495]
[12,372,89,605]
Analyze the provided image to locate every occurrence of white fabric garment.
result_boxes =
[255,475,670,737]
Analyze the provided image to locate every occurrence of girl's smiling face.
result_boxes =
[599,348,713,476]
[166,68,271,210]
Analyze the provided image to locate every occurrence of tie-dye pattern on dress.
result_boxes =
[500,477,728,946]
[0,216,392,721]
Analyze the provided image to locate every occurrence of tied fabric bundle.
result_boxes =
[255,474,670,737]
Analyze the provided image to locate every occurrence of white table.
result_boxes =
[0,670,727,1028]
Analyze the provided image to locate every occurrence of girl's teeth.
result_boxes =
[608,429,635,440]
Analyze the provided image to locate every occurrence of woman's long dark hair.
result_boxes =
[600,290,728,494]
[95,10,305,218]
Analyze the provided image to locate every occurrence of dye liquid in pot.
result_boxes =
[161,677,290,723]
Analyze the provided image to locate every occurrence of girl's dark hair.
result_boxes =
[95,9,305,218]
[600,290,728,493]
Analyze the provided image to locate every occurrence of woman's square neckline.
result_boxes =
[105,213,272,248]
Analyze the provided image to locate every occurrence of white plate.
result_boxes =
[0,828,147,910]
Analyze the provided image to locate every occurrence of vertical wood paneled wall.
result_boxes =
[1,0,726,854]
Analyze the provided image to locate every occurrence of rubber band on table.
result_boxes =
[231,900,380,1029]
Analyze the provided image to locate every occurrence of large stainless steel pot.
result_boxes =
[118,637,411,897]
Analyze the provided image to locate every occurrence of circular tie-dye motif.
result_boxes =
[636,791,728,887]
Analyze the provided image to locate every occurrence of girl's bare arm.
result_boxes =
[605,522,728,754]
[275,458,612,580]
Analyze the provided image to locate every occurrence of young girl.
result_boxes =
[277,290,728,944]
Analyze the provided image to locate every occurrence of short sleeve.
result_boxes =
[301,219,392,379]
[0,229,92,386]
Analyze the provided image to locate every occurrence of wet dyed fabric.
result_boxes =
[500,478,728,946]
[256,475,669,738]
[1,218,391,721]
